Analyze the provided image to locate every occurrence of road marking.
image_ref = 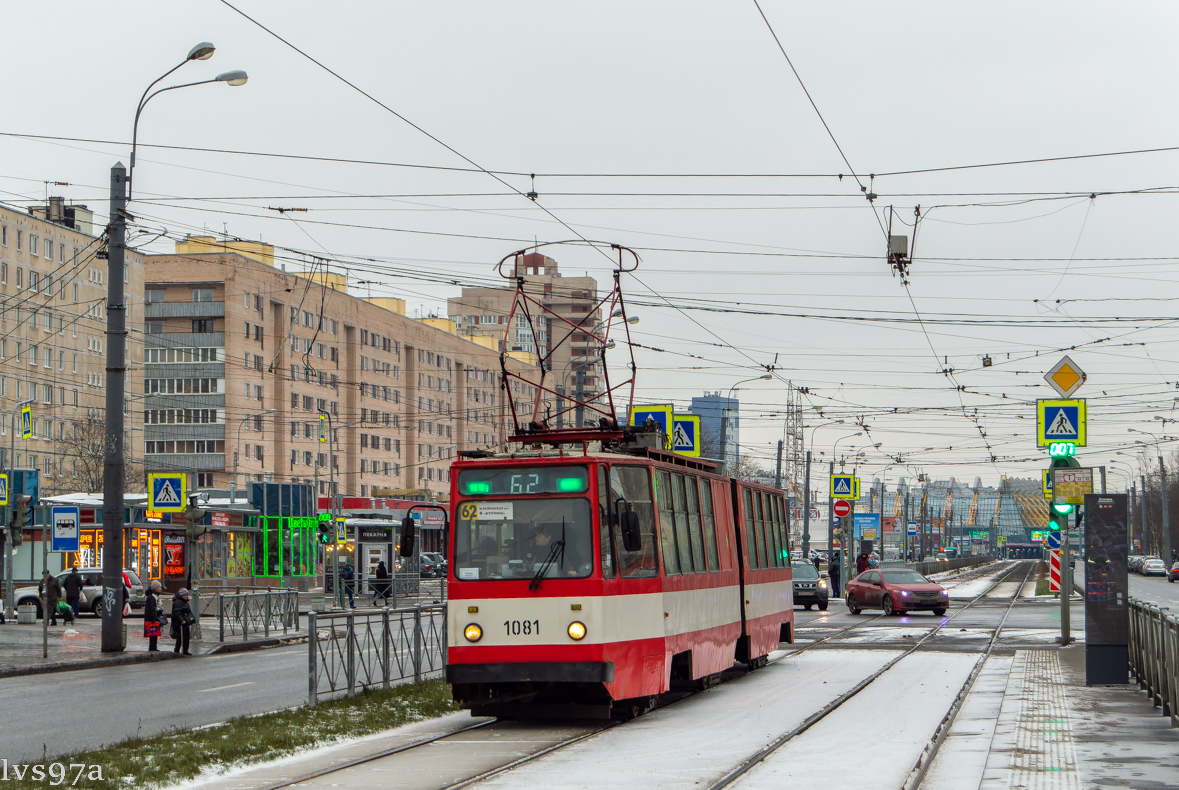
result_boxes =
[198,681,255,693]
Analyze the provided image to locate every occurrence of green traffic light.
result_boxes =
[1053,503,1074,514]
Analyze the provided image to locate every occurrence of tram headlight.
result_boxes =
[567,621,587,641]
[464,623,483,642]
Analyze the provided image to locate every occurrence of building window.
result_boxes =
[197,473,215,487]
[192,288,214,302]
[192,319,213,333]
[254,325,263,343]
[146,321,164,334]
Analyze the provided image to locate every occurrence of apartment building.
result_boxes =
[447,252,603,427]
[0,199,144,496]
[144,238,543,499]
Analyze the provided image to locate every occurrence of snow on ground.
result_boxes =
[730,651,981,790]
[921,654,1013,790]
[985,581,1022,597]
[834,627,934,643]
[467,650,902,790]
[945,578,1002,599]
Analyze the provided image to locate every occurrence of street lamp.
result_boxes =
[232,409,278,499]
[1129,428,1173,564]
[101,44,249,652]
[800,419,844,556]
[720,374,773,467]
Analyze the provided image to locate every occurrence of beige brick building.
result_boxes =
[144,238,543,499]
[0,199,144,496]
[447,252,603,427]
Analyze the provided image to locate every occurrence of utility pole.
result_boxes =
[1160,454,1173,565]
[101,162,128,653]
[826,460,834,580]
[801,450,811,556]
[1136,476,1145,556]
[774,439,783,490]
[719,410,729,471]
[574,369,585,429]
[4,400,33,621]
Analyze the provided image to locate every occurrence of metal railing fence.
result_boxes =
[307,604,447,706]
[1129,597,1179,727]
[216,590,300,642]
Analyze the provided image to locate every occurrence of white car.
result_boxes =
[1142,558,1168,577]
[14,568,145,618]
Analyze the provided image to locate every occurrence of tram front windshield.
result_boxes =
[454,498,593,581]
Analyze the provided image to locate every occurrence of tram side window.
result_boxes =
[700,479,719,571]
[684,476,706,573]
[753,491,768,569]
[743,489,759,569]
[597,465,615,579]
[776,495,789,564]
[656,471,680,575]
[764,493,780,568]
[610,466,658,577]
[671,474,695,574]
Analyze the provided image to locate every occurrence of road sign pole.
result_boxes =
[1159,454,1173,567]
[801,450,811,555]
[1059,511,1071,646]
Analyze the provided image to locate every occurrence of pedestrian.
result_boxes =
[170,587,195,655]
[339,563,355,608]
[828,550,841,597]
[144,580,164,652]
[63,566,83,618]
[38,570,62,626]
[373,560,391,606]
[856,548,871,575]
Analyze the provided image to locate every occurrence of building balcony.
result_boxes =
[145,301,225,320]
[144,393,226,408]
[145,424,226,441]
[146,332,225,348]
[143,453,225,471]
[143,362,225,379]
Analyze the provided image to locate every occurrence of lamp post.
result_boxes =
[3,398,35,621]
[101,45,248,653]
[720,374,772,471]
[802,419,844,557]
[1130,426,1173,564]
[232,409,278,499]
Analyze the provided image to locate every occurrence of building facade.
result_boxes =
[690,392,739,467]
[447,252,602,427]
[0,199,144,497]
[144,238,542,500]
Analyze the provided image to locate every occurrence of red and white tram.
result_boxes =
[444,438,794,718]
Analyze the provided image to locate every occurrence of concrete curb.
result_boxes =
[0,649,181,679]
[205,633,307,655]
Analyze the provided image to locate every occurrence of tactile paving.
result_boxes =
[1007,650,1081,789]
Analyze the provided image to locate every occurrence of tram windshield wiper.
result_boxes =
[528,518,566,592]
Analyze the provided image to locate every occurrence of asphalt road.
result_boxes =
[0,644,313,763]
[1127,570,1179,608]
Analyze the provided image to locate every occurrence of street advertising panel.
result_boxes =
[1083,493,1129,685]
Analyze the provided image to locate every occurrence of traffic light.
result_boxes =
[8,494,31,547]
[1049,450,1082,528]
[316,512,332,544]
[183,498,208,541]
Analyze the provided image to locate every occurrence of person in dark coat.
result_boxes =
[38,570,62,626]
[372,560,391,606]
[856,549,871,575]
[811,554,821,572]
[63,567,84,618]
[144,581,163,652]
[828,550,841,597]
[170,588,195,655]
[339,563,355,608]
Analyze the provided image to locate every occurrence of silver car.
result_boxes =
[15,568,146,618]
[1142,558,1168,577]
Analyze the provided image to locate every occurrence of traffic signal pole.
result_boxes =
[4,398,34,621]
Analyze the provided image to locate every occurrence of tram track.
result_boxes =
[705,560,1034,790]
[255,560,1024,790]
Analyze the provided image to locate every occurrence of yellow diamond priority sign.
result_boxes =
[1044,355,1086,398]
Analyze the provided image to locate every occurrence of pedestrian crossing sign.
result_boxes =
[0,473,7,506]
[20,406,31,439]
[831,474,858,500]
[1037,399,1086,447]
[671,414,701,457]
[629,404,674,448]
[1042,468,1054,499]
[148,473,187,513]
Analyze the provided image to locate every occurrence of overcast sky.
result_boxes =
[4,1,1179,492]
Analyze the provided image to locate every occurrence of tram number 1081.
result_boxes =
[505,619,539,636]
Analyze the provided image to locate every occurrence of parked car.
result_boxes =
[14,568,145,618]
[1169,560,1178,583]
[845,569,949,616]
[790,561,829,610]
[1142,558,1168,577]
[419,552,447,579]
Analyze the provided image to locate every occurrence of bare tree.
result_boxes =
[53,411,139,494]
